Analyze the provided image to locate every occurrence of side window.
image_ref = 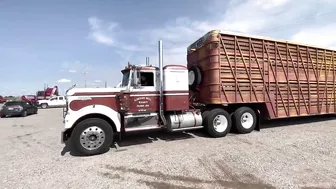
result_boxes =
[130,71,135,86]
[50,97,55,101]
[139,72,154,86]
[59,97,64,100]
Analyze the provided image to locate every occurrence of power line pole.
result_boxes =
[105,81,107,88]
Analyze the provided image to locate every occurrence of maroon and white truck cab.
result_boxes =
[61,41,206,155]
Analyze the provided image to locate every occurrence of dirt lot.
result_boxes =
[0,107,336,189]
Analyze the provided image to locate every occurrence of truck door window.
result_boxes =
[59,97,64,100]
[139,72,154,86]
[121,70,130,87]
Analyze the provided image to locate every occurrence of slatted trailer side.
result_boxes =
[187,30,336,119]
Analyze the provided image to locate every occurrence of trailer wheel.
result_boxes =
[233,107,257,134]
[71,118,114,156]
[188,66,202,91]
[205,108,232,137]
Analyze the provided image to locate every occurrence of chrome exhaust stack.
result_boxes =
[158,40,167,126]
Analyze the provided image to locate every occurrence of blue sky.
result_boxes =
[1,0,336,96]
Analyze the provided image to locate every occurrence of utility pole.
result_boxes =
[105,81,107,88]
[146,57,150,66]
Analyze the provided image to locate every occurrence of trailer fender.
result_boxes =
[188,65,202,91]
[64,104,121,132]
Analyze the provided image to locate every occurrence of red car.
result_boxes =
[0,96,7,103]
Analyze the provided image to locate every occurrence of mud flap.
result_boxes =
[255,109,261,131]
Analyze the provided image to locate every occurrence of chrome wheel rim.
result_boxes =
[80,126,105,150]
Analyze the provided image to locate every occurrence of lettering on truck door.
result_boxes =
[129,71,159,113]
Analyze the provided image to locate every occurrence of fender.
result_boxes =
[64,104,121,132]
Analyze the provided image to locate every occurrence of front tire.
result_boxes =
[71,118,114,156]
[21,110,27,117]
[205,108,232,137]
[233,107,257,134]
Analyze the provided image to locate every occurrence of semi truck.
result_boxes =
[22,86,59,105]
[61,30,336,156]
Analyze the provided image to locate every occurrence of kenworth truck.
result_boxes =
[62,30,336,156]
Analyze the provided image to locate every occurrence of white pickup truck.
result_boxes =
[37,96,66,109]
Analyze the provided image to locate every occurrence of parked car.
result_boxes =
[0,100,38,118]
[0,96,7,103]
[37,96,66,109]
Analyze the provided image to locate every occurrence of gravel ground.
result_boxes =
[0,108,336,189]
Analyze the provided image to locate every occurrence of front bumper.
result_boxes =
[0,109,23,117]
[61,111,72,144]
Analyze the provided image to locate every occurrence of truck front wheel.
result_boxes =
[233,107,257,134]
[71,118,114,156]
[205,108,232,137]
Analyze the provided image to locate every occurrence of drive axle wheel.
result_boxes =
[233,107,257,134]
[71,118,114,156]
[205,108,232,138]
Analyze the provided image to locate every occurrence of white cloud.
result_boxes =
[85,0,336,86]
[88,17,118,46]
[57,78,71,83]
[62,60,90,72]
[94,80,102,83]
[291,24,336,50]
[254,0,289,10]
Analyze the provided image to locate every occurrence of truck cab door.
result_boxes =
[128,71,158,113]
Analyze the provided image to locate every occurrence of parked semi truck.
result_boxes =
[62,30,336,156]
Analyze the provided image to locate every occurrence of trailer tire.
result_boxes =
[205,108,232,137]
[233,107,257,134]
[71,118,114,156]
[188,66,202,91]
